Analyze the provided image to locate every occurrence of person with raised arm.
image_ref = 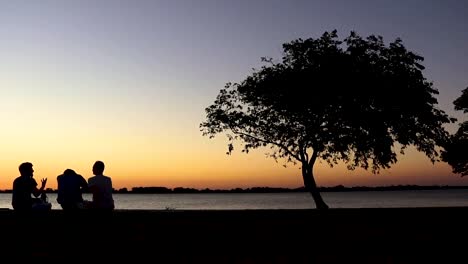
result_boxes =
[12,162,50,211]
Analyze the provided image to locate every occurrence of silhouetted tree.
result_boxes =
[442,87,468,176]
[200,30,454,209]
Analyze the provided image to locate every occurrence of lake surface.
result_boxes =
[1,189,467,210]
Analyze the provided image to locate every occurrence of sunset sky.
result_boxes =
[1,0,467,190]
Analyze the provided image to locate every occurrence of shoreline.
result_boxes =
[3,184,468,194]
[2,207,467,262]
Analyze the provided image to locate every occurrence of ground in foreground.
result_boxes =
[1,207,467,263]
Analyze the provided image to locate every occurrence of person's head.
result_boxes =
[93,161,105,175]
[19,162,34,177]
[63,169,76,175]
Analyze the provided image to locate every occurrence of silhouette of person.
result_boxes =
[88,161,114,210]
[57,168,89,210]
[12,162,49,211]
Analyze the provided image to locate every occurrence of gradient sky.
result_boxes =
[1,0,468,190]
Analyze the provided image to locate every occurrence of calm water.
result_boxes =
[1,189,467,210]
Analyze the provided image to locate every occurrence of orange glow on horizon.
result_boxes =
[1,145,466,191]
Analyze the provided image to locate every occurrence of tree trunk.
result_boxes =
[302,163,329,210]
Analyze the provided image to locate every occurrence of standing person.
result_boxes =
[57,168,89,210]
[88,160,114,210]
[12,162,48,211]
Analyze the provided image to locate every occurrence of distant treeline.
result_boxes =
[1,185,468,193]
[127,186,305,194]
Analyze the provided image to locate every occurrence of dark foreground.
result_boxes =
[1,207,467,263]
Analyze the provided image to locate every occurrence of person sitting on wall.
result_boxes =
[57,168,89,210]
[87,161,114,210]
[12,162,51,212]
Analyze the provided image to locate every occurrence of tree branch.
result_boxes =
[231,128,302,162]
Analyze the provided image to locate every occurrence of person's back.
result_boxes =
[88,161,114,210]
[57,169,88,210]
[12,175,35,211]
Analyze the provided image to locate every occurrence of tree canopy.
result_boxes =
[442,87,468,176]
[200,30,454,208]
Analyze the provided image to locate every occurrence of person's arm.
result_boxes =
[88,178,96,193]
[57,176,63,203]
[108,177,115,209]
[80,175,88,192]
[32,178,47,197]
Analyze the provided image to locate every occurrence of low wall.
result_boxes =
[1,207,467,263]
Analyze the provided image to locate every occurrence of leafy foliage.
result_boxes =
[201,30,454,174]
[442,87,468,176]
